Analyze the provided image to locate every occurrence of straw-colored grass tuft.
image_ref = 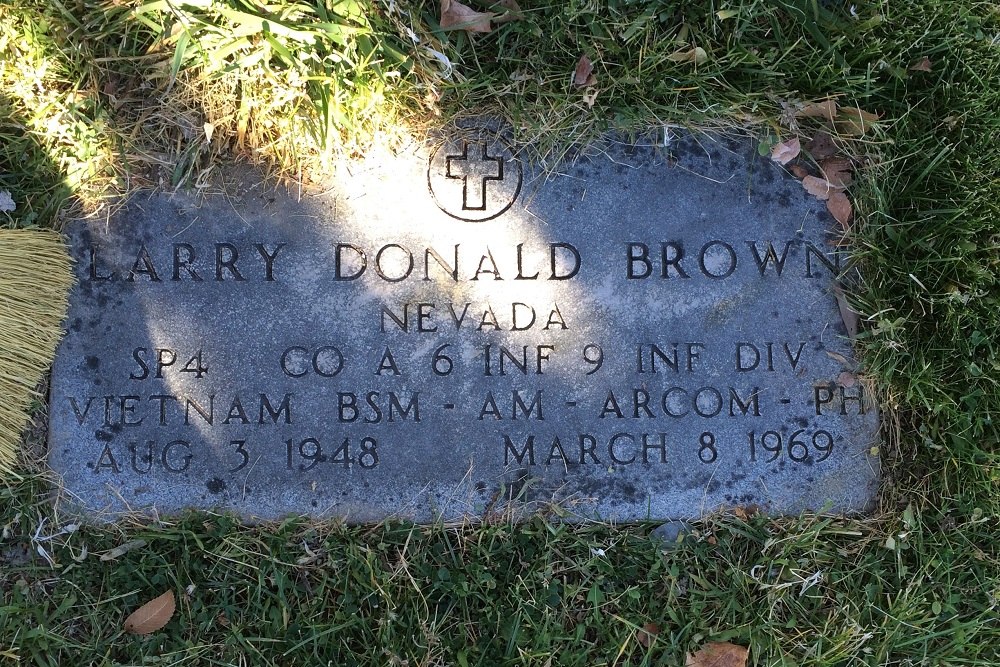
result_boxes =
[0,230,73,476]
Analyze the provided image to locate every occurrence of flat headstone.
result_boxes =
[48,126,879,521]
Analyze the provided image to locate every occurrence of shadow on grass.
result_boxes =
[0,93,73,230]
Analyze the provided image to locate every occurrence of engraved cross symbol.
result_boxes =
[445,141,504,211]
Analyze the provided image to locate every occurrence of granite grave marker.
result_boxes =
[49,127,880,521]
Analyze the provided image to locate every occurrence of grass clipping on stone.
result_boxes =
[0,230,72,476]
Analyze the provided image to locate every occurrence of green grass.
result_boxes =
[2,0,1000,664]
[3,471,998,665]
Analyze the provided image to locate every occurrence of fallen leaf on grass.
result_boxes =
[686,641,749,667]
[820,157,853,187]
[667,46,708,65]
[805,131,838,159]
[826,191,853,230]
[441,0,494,33]
[769,137,800,165]
[802,175,842,201]
[834,285,859,340]
[100,539,147,562]
[789,164,810,179]
[493,0,523,22]
[909,56,932,72]
[797,99,838,122]
[573,54,597,87]
[124,590,175,635]
[836,107,880,136]
[820,157,852,172]
[733,505,760,520]
[637,622,660,648]
[843,108,879,123]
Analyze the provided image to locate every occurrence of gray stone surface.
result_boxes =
[649,520,691,549]
[48,126,880,522]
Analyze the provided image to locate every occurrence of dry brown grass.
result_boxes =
[0,230,72,476]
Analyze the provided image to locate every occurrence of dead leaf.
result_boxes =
[834,285,859,340]
[841,108,879,123]
[637,622,660,648]
[667,46,708,65]
[124,590,175,635]
[805,131,838,160]
[733,505,760,520]
[582,88,599,108]
[573,54,597,87]
[825,169,852,187]
[826,191,853,231]
[686,641,749,667]
[836,107,879,136]
[825,350,850,366]
[770,137,800,165]
[837,371,857,388]
[802,175,842,201]
[440,0,494,33]
[909,56,932,72]
[100,539,147,562]
[820,157,853,187]
[789,164,810,179]
[797,99,838,122]
[819,157,852,173]
[493,0,523,22]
